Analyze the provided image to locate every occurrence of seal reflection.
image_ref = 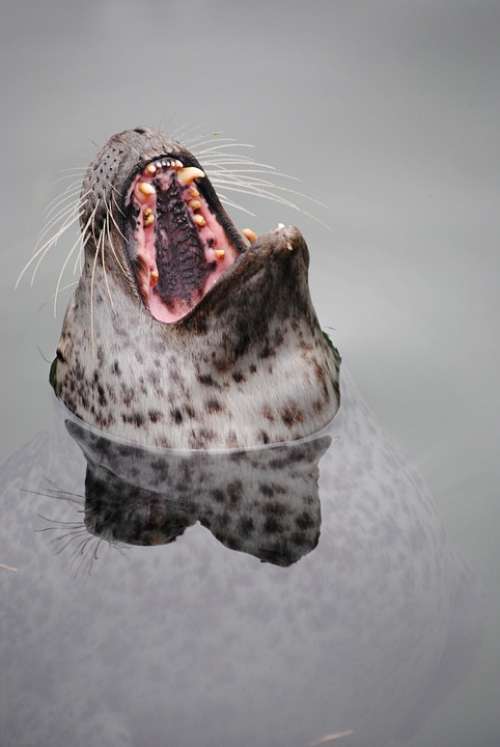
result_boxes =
[51,419,331,568]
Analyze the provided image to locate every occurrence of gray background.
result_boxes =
[1,1,499,745]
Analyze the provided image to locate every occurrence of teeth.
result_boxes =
[138,181,155,196]
[189,186,200,198]
[150,269,159,287]
[189,199,202,211]
[193,214,206,227]
[214,249,225,260]
[143,207,153,217]
[174,159,183,169]
[242,228,257,243]
[177,166,205,186]
[144,213,155,227]
[145,163,157,176]
[277,222,285,230]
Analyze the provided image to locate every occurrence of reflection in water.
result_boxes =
[0,373,480,747]
[64,419,329,568]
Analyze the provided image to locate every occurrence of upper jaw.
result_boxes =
[118,147,252,324]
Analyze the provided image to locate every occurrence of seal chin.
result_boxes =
[123,153,247,324]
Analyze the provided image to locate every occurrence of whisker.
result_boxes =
[89,226,101,350]
[217,193,256,217]
[195,143,255,156]
[210,179,331,230]
[43,188,91,227]
[202,158,279,171]
[105,196,129,278]
[43,183,83,218]
[15,208,83,289]
[187,136,238,150]
[53,232,88,317]
[36,198,83,250]
[100,218,115,311]
[37,281,78,312]
[210,172,328,208]
[53,206,95,314]
[207,167,300,182]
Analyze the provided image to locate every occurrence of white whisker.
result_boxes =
[44,188,90,225]
[35,200,83,253]
[210,172,328,209]
[53,211,95,316]
[207,167,299,182]
[37,281,78,312]
[43,182,82,216]
[210,179,331,230]
[217,193,256,217]
[187,136,238,150]
[101,216,115,311]
[15,208,83,289]
[195,143,255,156]
[90,234,100,350]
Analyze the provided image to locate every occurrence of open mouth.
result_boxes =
[123,155,249,323]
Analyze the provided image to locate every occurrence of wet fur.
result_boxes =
[52,129,341,448]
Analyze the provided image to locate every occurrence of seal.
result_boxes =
[50,128,341,449]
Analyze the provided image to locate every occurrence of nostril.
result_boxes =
[134,128,146,134]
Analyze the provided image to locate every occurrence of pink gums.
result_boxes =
[127,166,239,323]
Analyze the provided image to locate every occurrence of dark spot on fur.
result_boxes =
[149,409,163,423]
[197,373,221,389]
[296,511,314,530]
[171,408,183,424]
[232,371,245,383]
[262,406,275,422]
[112,360,121,376]
[205,398,224,414]
[238,516,254,537]
[227,480,243,505]
[263,515,281,534]
[281,403,304,428]
[212,489,224,503]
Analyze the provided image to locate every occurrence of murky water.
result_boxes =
[2,2,500,745]
[0,373,486,747]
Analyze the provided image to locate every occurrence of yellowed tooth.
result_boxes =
[138,181,156,196]
[242,227,257,243]
[193,214,206,227]
[150,269,159,287]
[143,207,153,217]
[174,159,183,169]
[189,199,202,211]
[177,166,205,186]
[144,213,155,227]
[145,163,157,176]
[214,248,225,260]
[189,186,200,198]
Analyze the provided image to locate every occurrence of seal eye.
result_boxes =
[133,127,146,134]
[123,159,243,324]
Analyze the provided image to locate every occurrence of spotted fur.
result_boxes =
[51,129,341,449]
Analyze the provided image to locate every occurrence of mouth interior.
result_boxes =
[124,158,241,323]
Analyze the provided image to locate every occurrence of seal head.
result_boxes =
[52,128,341,449]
